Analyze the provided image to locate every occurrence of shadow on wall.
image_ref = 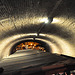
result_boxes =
[0,23,72,41]
[41,23,72,39]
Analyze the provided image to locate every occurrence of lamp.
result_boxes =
[37,17,53,36]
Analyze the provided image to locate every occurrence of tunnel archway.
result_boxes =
[10,39,51,55]
[0,0,75,59]
[0,0,75,74]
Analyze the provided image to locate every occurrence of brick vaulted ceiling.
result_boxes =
[0,0,75,59]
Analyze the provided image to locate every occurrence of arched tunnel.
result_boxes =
[0,0,75,75]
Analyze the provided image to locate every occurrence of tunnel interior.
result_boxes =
[0,0,75,59]
[0,0,75,75]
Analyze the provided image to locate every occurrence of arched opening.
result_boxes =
[11,40,50,54]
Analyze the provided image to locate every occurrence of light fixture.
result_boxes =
[48,17,53,23]
[40,17,53,24]
[40,18,49,24]
[37,17,53,36]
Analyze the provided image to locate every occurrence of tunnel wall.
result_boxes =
[0,0,75,59]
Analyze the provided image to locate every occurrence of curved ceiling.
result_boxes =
[0,0,75,59]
